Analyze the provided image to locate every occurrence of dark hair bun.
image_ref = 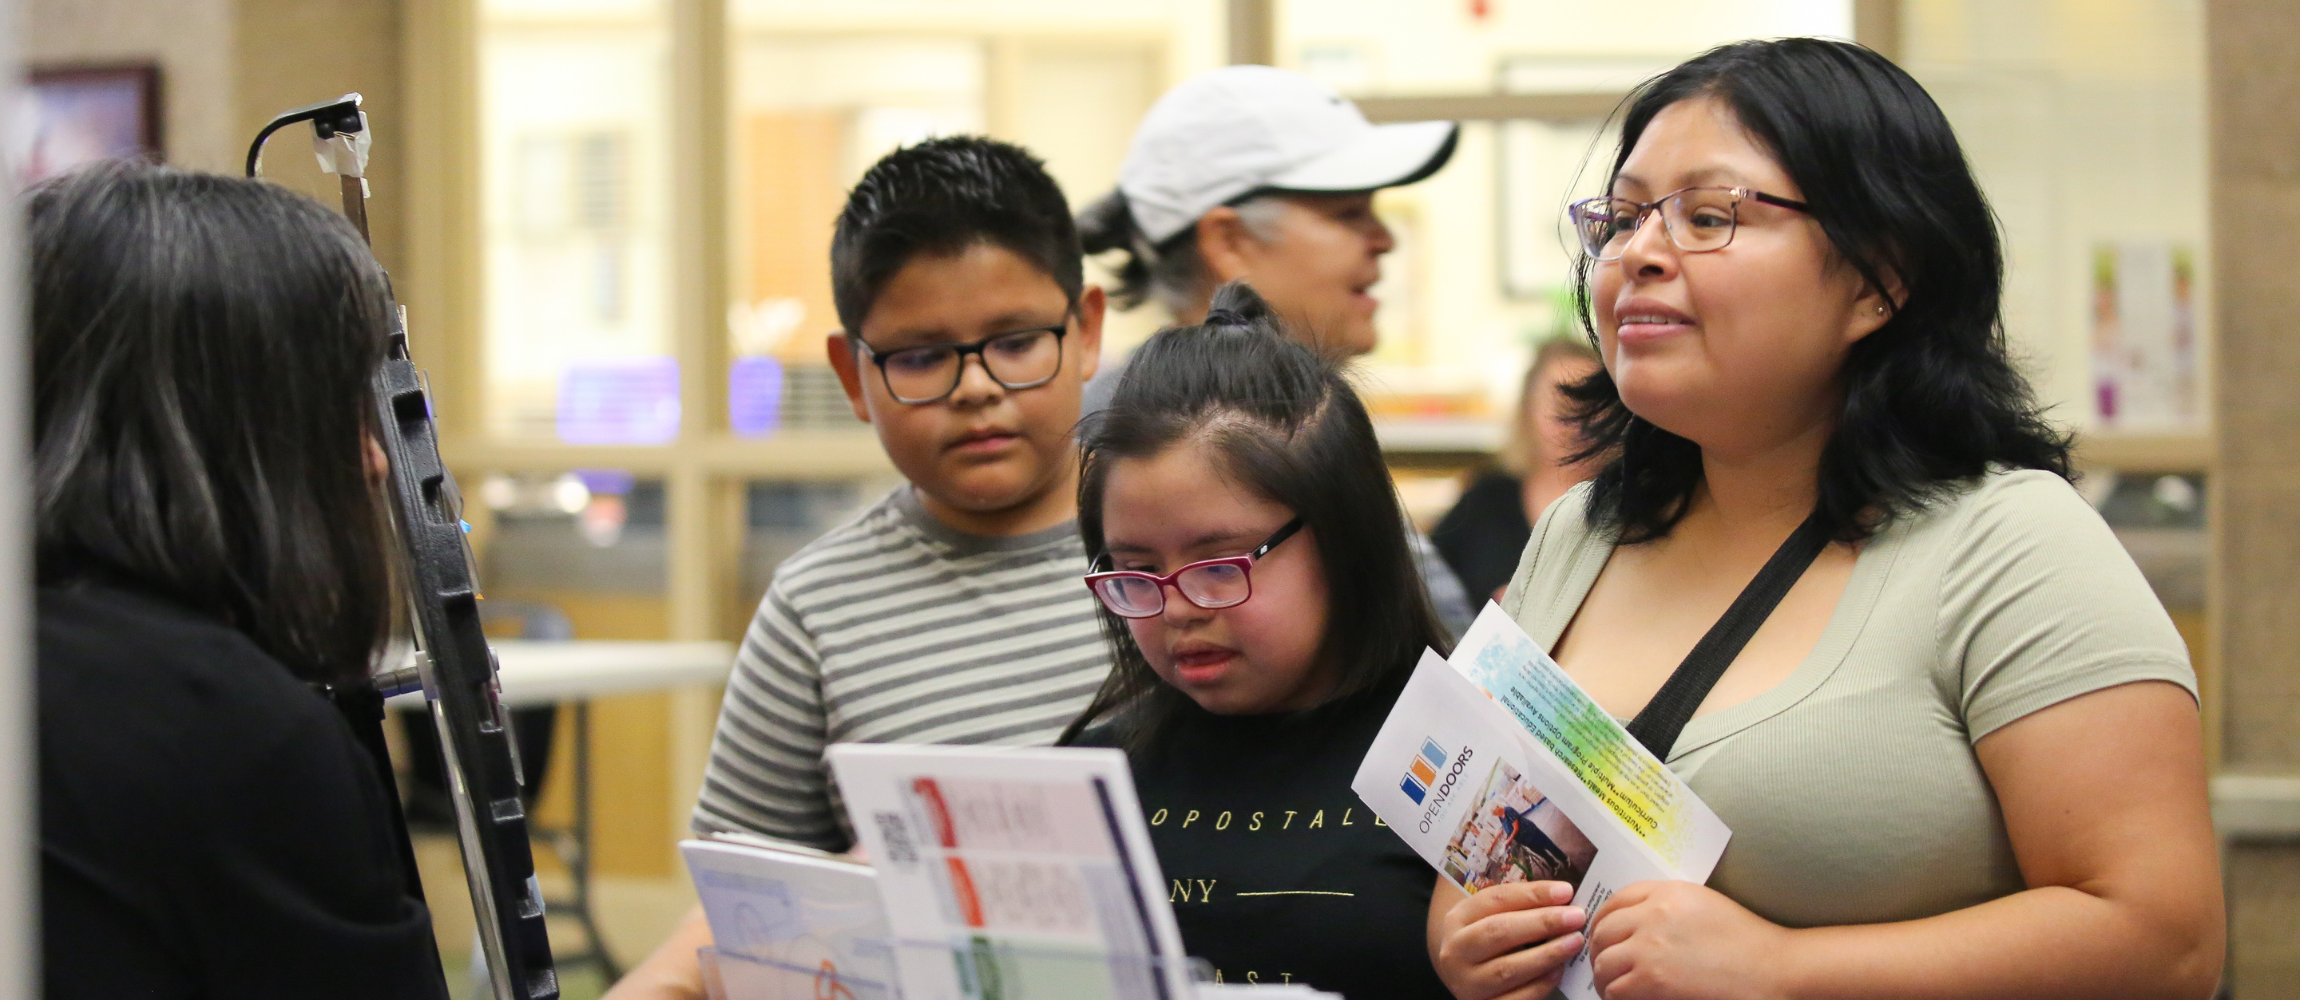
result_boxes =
[1201,281,1277,331]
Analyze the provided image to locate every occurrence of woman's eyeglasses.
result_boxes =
[855,320,1069,405]
[1566,186,1810,261]
[1085,517,1305,619]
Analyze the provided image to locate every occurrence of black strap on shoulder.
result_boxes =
[1624,510,1834,761]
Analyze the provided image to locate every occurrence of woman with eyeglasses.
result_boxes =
[1427,38,2221,1000]
[1059,283,1456,999]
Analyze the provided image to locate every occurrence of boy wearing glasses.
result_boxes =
[609,137,1112,1000]
[690,136,1108,851]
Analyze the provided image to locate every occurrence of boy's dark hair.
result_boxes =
[1568,38,2071,545]
[31,160,399,685]
[1059,282,1450,751]
[831,136,1083,333]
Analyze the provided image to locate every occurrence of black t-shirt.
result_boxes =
[1072,674,1447,999]
[39,581,448,1000]
[1431,470,1533,604]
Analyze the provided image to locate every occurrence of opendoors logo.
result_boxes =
[1400,738,1448,804]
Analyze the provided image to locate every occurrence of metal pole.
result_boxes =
[1227,0,1275,66]
[0,0,36,991]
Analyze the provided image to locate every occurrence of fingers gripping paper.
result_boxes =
[1352,605,1731,1000]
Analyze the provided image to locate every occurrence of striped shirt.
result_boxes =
[691,485,1112,850]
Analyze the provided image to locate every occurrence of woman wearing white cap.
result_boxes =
[1079,64,1477,636]
[1079,64,1457,372]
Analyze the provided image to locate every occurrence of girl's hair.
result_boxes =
[1059,282,1449,750]
[1567,37,2071,544]
[32,160,400,685]
[1076,189,1287,316]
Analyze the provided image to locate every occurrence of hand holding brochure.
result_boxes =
[1352,604,1731,1000]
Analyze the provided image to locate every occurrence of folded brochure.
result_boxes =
[681,822,1336,1000]
[679,834,895,1000]
[1351,603,1731,1000]
[825,743,1195,1000]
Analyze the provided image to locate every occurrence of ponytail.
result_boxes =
[1076,189,1164,311]
[1079,188,1285,317]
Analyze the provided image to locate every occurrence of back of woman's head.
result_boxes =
[1571,37,2069,543]
[31,160,398,684]
[1066,281,1445,745]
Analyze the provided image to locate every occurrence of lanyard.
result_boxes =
[1623,510,1834,761]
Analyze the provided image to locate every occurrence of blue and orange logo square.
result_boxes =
[1401,738,1447,804]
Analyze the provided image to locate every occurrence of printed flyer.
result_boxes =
[1448,605,1731,878]
[1351,607,1731,1000]
[679,836,894,1000]
[826,744,1194,1000]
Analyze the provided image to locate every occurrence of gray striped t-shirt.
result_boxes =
[691,485,1112,851]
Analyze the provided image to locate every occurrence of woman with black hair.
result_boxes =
[34,162,447,998]
[1429,39,2222,1000]
[1062,283,1454,998]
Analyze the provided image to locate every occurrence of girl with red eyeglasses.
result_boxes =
[1058,282,1467,998]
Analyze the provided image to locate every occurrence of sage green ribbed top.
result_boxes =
[1500,470,2196,928]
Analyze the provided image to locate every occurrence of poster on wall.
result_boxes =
[2090,242,2200,431]
[22,65,162,183]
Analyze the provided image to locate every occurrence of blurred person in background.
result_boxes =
[1076,64,1477,636]
[1431,337,1606,602]
[34,161,446,999]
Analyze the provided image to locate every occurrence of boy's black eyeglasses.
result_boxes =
[854,320,1069,405]
[1084,517,1306,619]
[1567,186,1810,261]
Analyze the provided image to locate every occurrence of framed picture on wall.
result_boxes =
[24,64,163,183]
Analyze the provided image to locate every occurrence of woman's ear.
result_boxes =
[1194,206,1258,285]
[1845,268,1908,344]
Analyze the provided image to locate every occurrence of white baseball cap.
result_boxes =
[1117,65,1459,245]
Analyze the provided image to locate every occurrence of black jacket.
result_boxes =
[40,581,446,1000]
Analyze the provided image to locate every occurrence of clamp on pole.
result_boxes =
[245,92,374,242]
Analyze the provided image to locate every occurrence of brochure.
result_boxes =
[825,743,1194,1000]
[1351,605,1731,1000]
[1446,605,1731,877]
[679,835,895,1000]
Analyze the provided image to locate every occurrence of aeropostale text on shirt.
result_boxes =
[1144,806,1384,830]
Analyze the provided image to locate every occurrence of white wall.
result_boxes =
[1904,0,2211,434]
[28,0,238,173]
